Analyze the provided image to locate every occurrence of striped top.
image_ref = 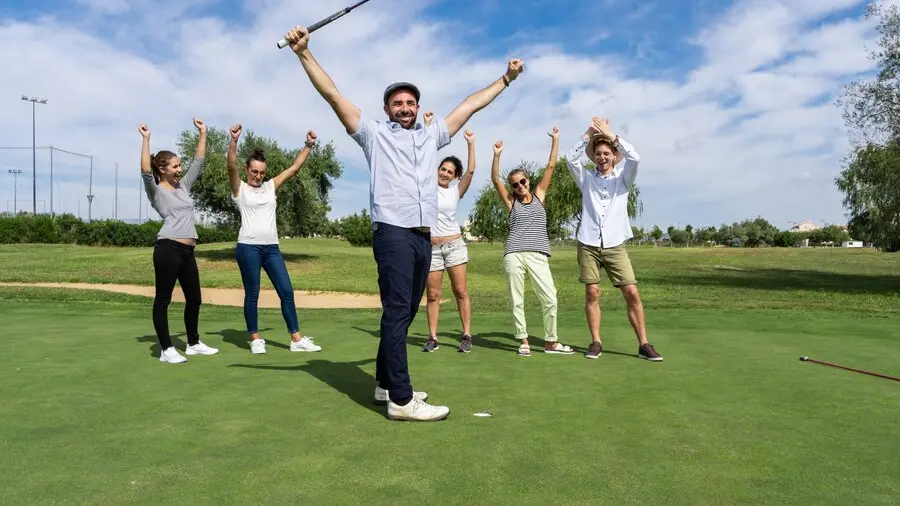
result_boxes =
[504,195,552,257]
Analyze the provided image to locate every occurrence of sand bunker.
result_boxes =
[0,282,431,309]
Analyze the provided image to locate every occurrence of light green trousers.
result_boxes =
[502,251,558,341]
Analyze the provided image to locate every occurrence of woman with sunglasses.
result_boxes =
[490,127,574,357]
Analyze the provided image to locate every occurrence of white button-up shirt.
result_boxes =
[351,115,451,229]
[564,136,640,248]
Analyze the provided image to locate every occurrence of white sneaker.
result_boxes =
[250,339,267,354]
[290,336,321,352]
[159,347,187,364]
[387,397,450,422]
[374,386,428,405]
[185,341,219,356]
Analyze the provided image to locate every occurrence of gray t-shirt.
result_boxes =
[141,157,204,240]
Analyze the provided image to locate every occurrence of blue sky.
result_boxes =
[0,0,883,230]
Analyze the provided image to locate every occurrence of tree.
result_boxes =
[684,224,693,246]
[340,209,373,247]
[669,229,690,246]
[649,225,663,243]
[177,126,343,236]
[467,179,512,244]
[835,1,900,251]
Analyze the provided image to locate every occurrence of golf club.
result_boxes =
[276,0,373,49]
[799,356,900,382]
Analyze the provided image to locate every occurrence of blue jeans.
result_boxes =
[372,222,431,404]
[235,243,299,336]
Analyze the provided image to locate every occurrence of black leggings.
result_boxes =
[152,239,202,349]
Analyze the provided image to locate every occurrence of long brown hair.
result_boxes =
[150,150,177,184]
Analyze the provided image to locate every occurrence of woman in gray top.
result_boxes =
[139,118,219,364]
[490,127,574,357]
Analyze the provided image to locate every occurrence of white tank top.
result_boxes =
[432,182,461,237]
[232,180,279,244]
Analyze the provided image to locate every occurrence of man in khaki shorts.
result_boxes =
[564,117,663,361]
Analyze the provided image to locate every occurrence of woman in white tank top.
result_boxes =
[422,112,476,354]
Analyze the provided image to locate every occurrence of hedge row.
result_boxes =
[0,214,236,246]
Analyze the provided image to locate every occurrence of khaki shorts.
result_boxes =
[430,237,468,272]
[576,242,636,286]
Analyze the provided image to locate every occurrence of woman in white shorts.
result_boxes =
[422,113,476,353]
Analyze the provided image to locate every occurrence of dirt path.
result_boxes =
[0,282,431,309]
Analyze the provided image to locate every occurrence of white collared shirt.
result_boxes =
[351,115,451,229]
[564,136,640,248]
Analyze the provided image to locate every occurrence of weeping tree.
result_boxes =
[834,0,900,251]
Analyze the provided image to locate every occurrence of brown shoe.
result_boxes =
[638,343,663,362]
[585,341,603,359]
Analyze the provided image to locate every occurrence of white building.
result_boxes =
[789,220,818,232]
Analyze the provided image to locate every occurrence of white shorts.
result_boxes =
[430,237,469,272]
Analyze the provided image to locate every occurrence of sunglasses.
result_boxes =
[510,178,527,189]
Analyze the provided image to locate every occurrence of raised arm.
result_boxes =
[592,116,639,187]
[491,141,513,211]
[444,58,525,137]
[564,126,596,190]
[284,26,361,135]
[534,127,559,201]
[457,130,476,198]
[227,124,242,198]
[273,130,317,190]
[139,123,151,175]
[180,117,207,191]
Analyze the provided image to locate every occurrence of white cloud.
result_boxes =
[0,0,881,231]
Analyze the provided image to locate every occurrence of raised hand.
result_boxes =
[548,126,559,139]
[592,116,615,138]
[285,25,310,54]
[505,58,525,82]
[306,130,317,145]
[423,111,434,126]
[138,123,150,138]
[230,124,242,141]
[464,130,475,144]
[193,117,207,133]
[493,140,504,155]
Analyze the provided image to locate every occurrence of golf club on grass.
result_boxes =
[799,356,900,382]
[276,0,373,49]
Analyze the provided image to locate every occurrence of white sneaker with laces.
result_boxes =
[374,386,427,405]
[159,347,187,364]
[290,336,321,352]
[250,339,266,354]
[185,341,219,356]
[387,397,450,422]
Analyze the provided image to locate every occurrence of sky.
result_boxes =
[0,0,888,230]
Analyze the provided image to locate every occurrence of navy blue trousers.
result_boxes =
[372,222,431,404]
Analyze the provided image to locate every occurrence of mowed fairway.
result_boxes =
[0,239,898,505]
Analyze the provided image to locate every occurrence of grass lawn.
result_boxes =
[0,239,898,504]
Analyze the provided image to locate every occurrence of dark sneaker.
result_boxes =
[458,335,472,353]
[422,337,439,352]
[585,341,603,359]
[638,343,663,362]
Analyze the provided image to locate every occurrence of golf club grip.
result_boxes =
[275,16,339,48]
[275,0,370,48]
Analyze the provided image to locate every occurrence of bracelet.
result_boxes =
[502,75,510,87]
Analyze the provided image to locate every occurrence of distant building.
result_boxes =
[842,241,863,248]
[789,220,818,232]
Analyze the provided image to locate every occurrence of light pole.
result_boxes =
[8,169,22,214]
[21,95,48,215]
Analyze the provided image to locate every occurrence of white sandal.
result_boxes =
[517,343,531,357]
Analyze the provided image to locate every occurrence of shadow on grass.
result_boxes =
[206,327,291,351]
[351,326,521,353]
[137,332,186,357]
[229,358,382,416]
[664,268,900,295]
[194,248,318,263]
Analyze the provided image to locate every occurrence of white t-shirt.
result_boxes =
[433,181,461,237]
[232,180,279,244]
